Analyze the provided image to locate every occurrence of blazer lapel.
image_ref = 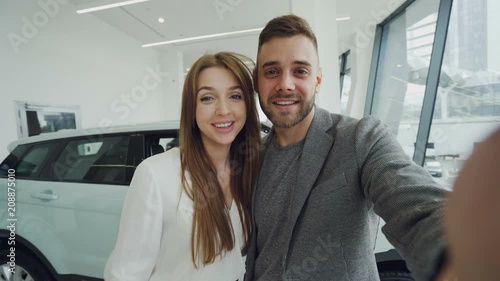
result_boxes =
[286,108,335,240]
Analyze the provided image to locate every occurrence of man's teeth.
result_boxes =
[214,122,232,128]
[275,101,295,105]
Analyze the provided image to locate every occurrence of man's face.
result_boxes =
[255,35,322,129]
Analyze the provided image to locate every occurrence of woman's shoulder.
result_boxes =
[137,147,182,175]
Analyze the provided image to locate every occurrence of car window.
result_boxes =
[159,137,178,151]
[0,145,30,177]
[14,144,54,178]
[51,135,129,184]
[144,132,179,159]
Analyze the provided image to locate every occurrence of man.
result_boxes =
[245,14,449,281]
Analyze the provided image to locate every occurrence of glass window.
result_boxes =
[0,145,30,177]
[15,144,54,178]
[159,137,178,151]
[341,73,352,114]
[51,136,129,184]
[339,51,352,114]
[370,0,441,158]
[427,0,500,189]
[14,102,82,138]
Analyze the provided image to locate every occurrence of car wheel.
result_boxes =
[0,249,54,281]
[379,270,414,281]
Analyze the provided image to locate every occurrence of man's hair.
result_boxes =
[257,14,318,56]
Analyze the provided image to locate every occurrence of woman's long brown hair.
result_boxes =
[179,52,261,267]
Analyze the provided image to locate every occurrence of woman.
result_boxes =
[104,52,261,281]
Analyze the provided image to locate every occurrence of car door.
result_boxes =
[44,134,135,278]
[10,134,131,279]
[0,141,72,274]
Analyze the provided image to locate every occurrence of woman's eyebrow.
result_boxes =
[196,86,214,94]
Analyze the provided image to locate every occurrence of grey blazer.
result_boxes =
[245,107,447,281]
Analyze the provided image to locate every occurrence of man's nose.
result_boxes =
[275,72,295,92]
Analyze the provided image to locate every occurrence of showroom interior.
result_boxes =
[1,0,499,280]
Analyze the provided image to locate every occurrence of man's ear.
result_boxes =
[253,66,259,93]
[315,67,323,93]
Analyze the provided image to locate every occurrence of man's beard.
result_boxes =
[260,93,315,129]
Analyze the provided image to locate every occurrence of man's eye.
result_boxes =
[295,69,309,75]
[264,69,279,76]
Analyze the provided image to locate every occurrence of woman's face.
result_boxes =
[195,66,247,151]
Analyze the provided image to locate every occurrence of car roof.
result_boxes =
[8,121,180,152]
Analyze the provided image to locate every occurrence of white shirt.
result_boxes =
[104,148,245,281]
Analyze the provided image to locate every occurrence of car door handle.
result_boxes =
[31,190,58,201]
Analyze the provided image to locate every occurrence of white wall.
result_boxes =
[0,0,182,160]
[291,0,340,113]
[345,29,374,119]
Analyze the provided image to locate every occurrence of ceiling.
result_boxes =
[337,0,403,51]
[69,0,397,67]
[70,0,291,68]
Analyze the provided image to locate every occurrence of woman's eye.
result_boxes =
[230,94,242,100]
[200,96,214,102]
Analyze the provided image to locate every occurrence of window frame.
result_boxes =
[2,129,181,185]
[365,0,454,166]
[14,101,82,139]
[11,141,63,180]
[339,50,351,96]
[46,134,132,185]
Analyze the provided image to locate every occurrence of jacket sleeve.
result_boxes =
[104,161,164,281]
[355,116,447,281]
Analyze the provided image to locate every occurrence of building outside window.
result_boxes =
[427,0,500,188]
[367,0,499,189]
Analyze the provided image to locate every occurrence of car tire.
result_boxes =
[379,270,414,281]
[0,249,54,281]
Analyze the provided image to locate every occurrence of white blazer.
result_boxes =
[104,148,245,281]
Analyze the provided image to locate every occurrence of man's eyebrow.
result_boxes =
[260,60,312,68]
[293,60,312,67]
[261,61,279,68]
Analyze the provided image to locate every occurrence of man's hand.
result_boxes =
[434,261,458,281]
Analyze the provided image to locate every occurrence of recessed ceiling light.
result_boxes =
[142,28,263,47]
[336,17,351,21]
[397,64,403,68]
[158,17,165,23]
[77,0,150,14]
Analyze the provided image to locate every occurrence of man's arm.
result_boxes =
[354,116,448,281]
